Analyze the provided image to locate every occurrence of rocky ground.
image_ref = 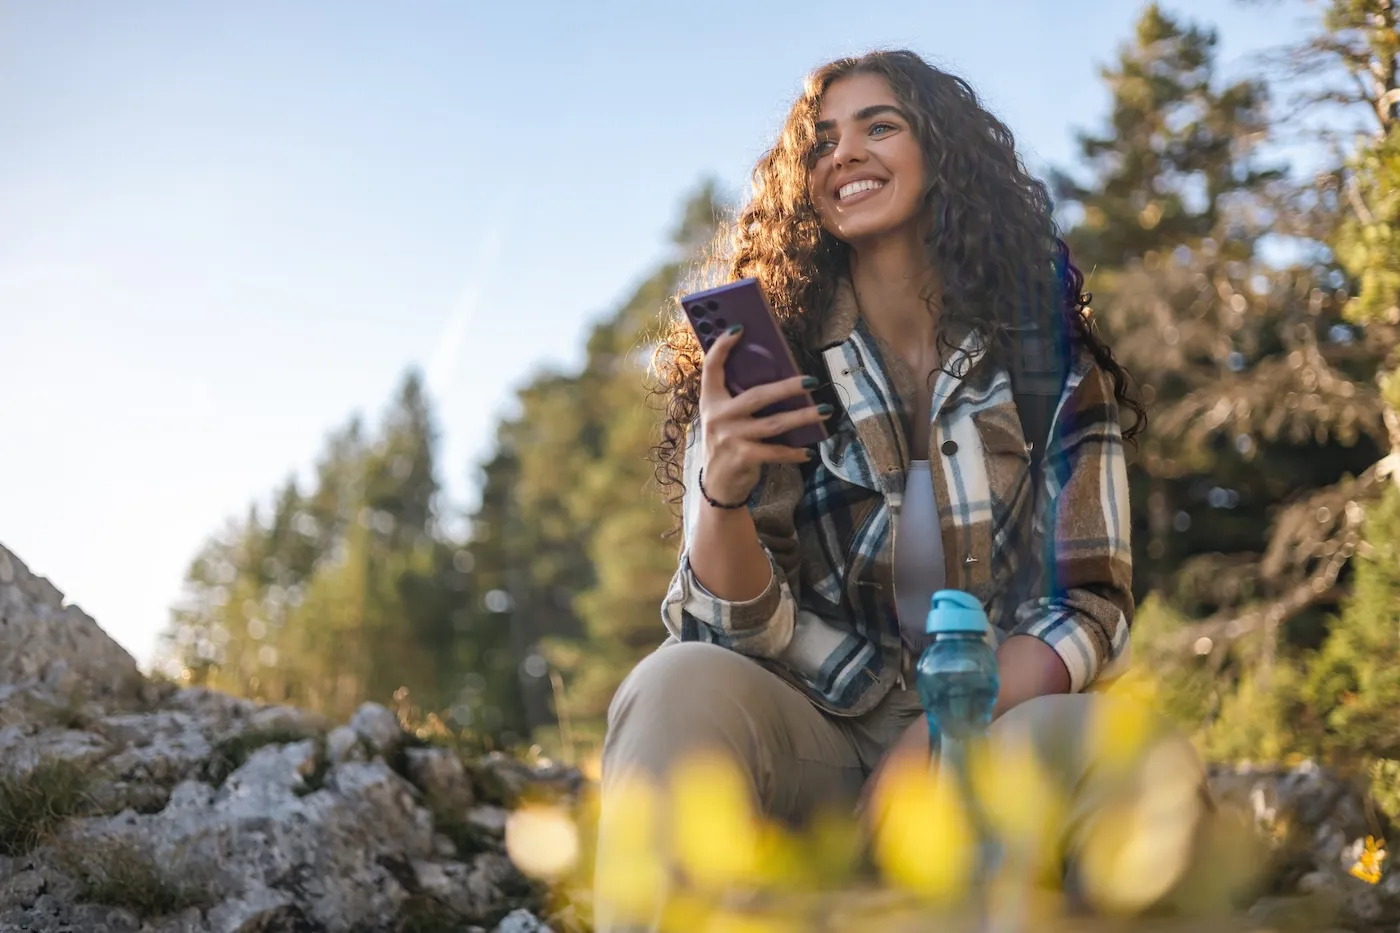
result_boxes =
[3,538,1400,932]
[0,543,583,933]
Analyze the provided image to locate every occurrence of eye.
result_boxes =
[811,138,835,157]
[869,122,898,137]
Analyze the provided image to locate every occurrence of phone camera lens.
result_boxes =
[704,300,720,313]
[714,318,728,330]
[696,320,713,335]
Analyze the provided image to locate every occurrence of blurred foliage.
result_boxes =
[1133,0,1400,823]
[158,371,525,744]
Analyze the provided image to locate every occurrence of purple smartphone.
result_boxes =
[679,278,829,448]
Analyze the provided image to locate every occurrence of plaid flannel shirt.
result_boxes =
[661,278,1133,716]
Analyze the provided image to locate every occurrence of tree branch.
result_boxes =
[1147,462,1387,659]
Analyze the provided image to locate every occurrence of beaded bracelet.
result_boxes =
[697,467,748,510]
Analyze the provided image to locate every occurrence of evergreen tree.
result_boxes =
[1161,0,1400,792]
[1056,3,1388,667]
[460,182,727,752]
[158,370,522,739]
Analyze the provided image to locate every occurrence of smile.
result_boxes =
[837,179,885,201]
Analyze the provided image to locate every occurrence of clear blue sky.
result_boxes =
[1,0,1317,666]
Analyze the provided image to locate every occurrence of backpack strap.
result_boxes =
[1006,314,1070,490]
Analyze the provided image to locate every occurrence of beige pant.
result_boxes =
[595,641,1207,931]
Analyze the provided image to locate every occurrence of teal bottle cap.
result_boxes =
[925,589,991,635]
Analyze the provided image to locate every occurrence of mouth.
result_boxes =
[836,178,886,204]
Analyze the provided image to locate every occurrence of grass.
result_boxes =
[0,757,93,856]
[394,891,468,933]
[199,727,315,786]
[58,833,215,918]
[293,739,332,797]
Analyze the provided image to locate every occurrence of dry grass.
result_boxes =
[0,757,93,856]
[57,832,215,918]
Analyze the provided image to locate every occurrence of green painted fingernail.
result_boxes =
[816,403,834,416]
[801,376,819,389]
[726,324,743,336]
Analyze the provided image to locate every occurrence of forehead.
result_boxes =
[816,72,898,124]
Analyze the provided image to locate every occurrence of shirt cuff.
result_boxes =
[1011,600,1107,694]
[679,549,782,632]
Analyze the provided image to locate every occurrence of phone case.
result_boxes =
[680,278,829,448]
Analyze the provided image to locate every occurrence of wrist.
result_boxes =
[697,466,751,509]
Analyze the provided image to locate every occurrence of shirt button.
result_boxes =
[941,440,959,456]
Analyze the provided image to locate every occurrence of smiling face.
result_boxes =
[807,72,928,249]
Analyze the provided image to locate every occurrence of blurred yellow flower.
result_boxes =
[595,855,668,926]
[594,771,667,923]
[1350,835,1386,885]
[1089,693,1156,775]
[505,802,579,880]
[670,752,761,890]
[803,807,863,884]
[700,909,803,933]
[752,822,809,888]
[1076,739,1203,914]
[579,749,604,783]
[872,757,975,900]
[968,735,1063,871]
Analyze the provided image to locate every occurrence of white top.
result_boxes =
[895,460,946,648]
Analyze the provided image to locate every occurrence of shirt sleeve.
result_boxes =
[659,421,802,658]
[1011,359,1134,692]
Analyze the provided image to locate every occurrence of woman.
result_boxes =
[597,49,1189,927]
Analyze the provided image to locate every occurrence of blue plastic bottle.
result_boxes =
[917,589,1002,894]
[916,590,1000,768]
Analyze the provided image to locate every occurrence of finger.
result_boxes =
[736,404,832,441]
[734,439,815,466]
[698,324,744,400]
[730,374,818,416]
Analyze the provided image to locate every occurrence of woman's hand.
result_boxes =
[697,325,831,505]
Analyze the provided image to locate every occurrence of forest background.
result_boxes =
[141,0,1400,810]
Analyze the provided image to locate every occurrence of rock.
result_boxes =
[466,805,509,838]
[0,542,549,932]
[1210,763,1400,928]
[349,702,402,758]
[96,710,213,788]
[0,868,47,911]
[325,725,364,765]
[0,721,112,776]
[427,852,527,926]
[494,907,554,933]
[245,704,326,739]
[0,543,142,700]
[405,746,475,811]
[159,688,258,729]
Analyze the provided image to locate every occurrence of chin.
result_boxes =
[833,213,913,246]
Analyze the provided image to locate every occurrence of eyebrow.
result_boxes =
[814,104,908,134]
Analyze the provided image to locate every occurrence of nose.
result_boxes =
[831,131,866,169]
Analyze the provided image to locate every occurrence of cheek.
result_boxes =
[808,175,837,227]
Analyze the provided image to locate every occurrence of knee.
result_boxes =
[607,642,751,732]
[603,642,769,778]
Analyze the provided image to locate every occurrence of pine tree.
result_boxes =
[1056,3,1389,680]
[1180,0,1400,783]
[460,182,727,753]
[1053,4,1278,272]
[158,370,522,738]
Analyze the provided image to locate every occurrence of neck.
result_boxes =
[847,233,942,357]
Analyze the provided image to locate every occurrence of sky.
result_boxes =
[0,0,1320,668]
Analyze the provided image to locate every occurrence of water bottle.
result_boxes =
[916,589,1002,894]
[916,589,1000,766]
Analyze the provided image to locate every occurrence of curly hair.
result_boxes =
[650,49,1145,499]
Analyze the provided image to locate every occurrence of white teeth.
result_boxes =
[838,179,884,200]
